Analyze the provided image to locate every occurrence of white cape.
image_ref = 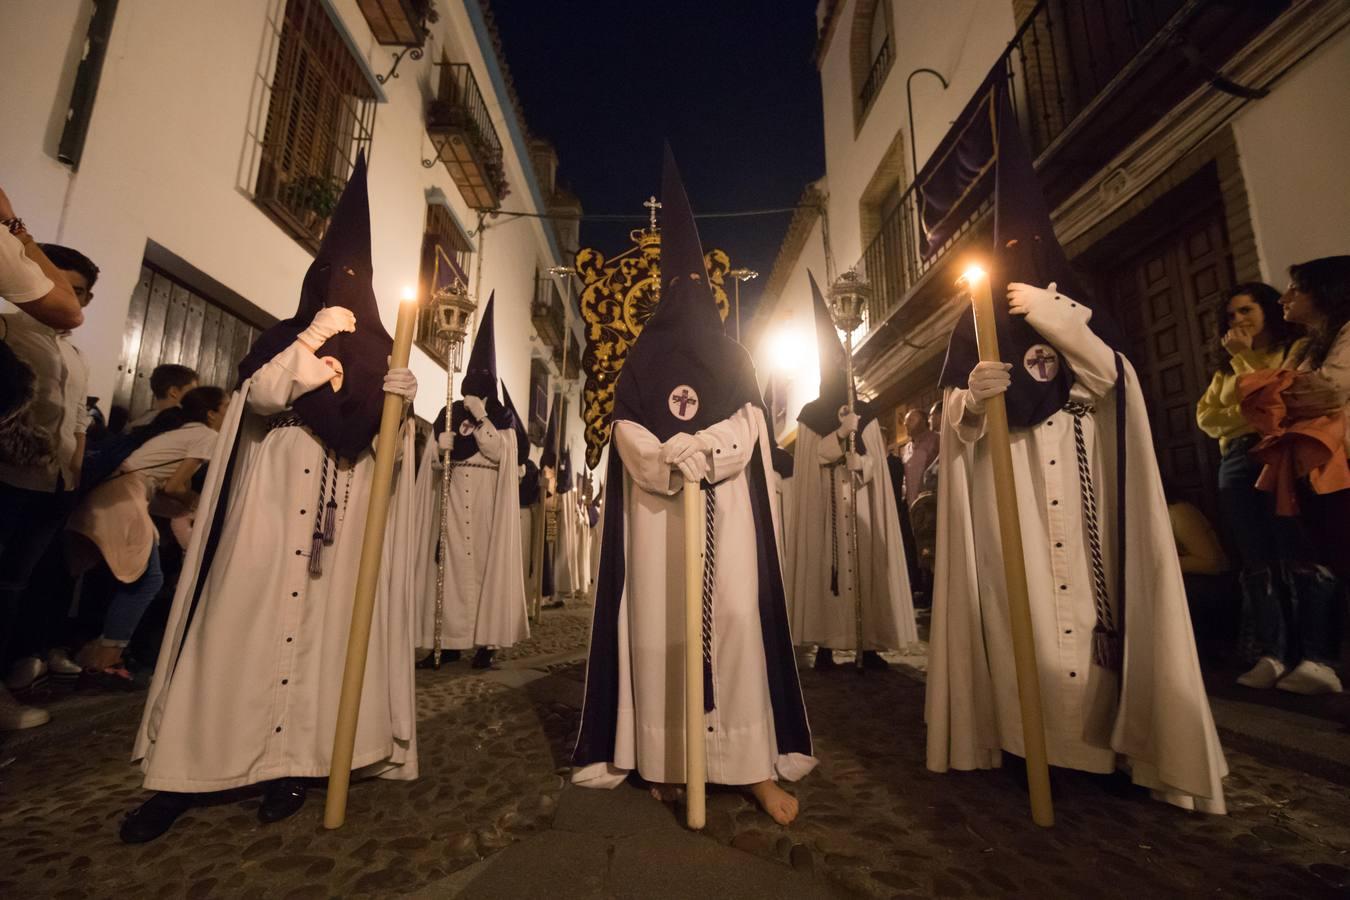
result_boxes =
[416,424,529,650]
[133,345,417,790]
[926,351,1227,813]
[787,419,917,650]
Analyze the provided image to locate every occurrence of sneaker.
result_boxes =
[46,649,82,678]
[0,685,50,731]
[1276,660,1344,696]
[1236,656,1285,689]
[5,656,47,692]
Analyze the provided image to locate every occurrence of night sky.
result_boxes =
[490,0,825,318]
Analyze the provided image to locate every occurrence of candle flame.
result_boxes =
[960,264,987,286]
[400,285,417,304]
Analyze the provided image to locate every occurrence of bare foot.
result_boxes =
[649,783,685,805]
[749,780,799,825]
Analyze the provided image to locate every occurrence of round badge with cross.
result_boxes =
[668,385,700,421]
[458,417,477,437]
[1023,344,1060,383]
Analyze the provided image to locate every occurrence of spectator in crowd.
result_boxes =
[900,406,939,510]
[1162,480,1234,660]
[129,364,199,428]
[65,386,228,688]
[0,185,83,331]
[1238,255,1350,696]
[1195,284,1303,674]
[0,229,98,730]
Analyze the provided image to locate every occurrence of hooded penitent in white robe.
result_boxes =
[788,418,918,651]
[925,292,1228,813]
[416,411,528,652]
[132,342,418,791]
[554,484,582,595]
[573,405,816,788]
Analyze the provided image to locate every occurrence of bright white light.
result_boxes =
[960,264,987,286]
[767,326,810,374]
[400,285,417,303]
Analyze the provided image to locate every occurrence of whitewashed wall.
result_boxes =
[816,0,1015,267]
[0,0,584,464]
[1233,29,1350,287]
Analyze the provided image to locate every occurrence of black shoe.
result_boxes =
[120,792,195,843]
[471,647,496,670]
[813,648,836,671]
[542,598,565,610]
[416,650,460,669]
[258,778,307,824]
[861,650,890,671]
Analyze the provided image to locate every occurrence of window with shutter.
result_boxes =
[415,203,475,367]
[255,0,377,253]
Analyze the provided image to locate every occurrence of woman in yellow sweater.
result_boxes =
[1195,283,1303,687]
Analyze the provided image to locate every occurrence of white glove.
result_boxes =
[965,361,1012,413]
[677,452,709,484]
[383,367,417,401]
[463,395,487,421]
[837,407,860,437]
[846,451,864,473]
[437,430,453,451]
[661,432,704,465]
[299,306,356,349]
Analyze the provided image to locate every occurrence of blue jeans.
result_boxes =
[102,542,163,646]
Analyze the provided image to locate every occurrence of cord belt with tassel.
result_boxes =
[269,414,352,577]
[1064,400,1121,671]
[700,485,715,713]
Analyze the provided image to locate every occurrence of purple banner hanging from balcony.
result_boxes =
[914,66,1002,261]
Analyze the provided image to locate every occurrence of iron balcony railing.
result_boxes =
[426,61,507,209]
[853,0,1187,338]
[858,34,894,115]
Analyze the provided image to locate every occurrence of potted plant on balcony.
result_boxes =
[283,174,343,237]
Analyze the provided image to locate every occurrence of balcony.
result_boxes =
[425,61,507,210]
[356,0,432,46]
[850,0,1289,363]
[531,273,580,379]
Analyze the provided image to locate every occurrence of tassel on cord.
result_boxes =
[309,454,332,576]
[829,466,840,597]
[1091,628,1122,671]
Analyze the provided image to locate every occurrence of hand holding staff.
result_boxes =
[324,295,418,830]
[960,265,1054,827]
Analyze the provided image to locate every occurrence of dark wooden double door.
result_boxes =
[113,265,263,420]
[1100,208,1233,517]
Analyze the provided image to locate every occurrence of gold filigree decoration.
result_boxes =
[577,227,731,469]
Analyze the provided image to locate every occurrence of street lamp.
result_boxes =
[728,267,759,342]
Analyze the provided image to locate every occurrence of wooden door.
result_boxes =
[113,265,262,419]
[1103,209,1232,515]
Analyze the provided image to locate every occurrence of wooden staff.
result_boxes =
[324,294,418,830]
[962,265,1054,828]
[683,475,706,830]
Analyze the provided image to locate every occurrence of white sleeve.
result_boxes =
[696,405,755,483]
[614,420,680,496]
[245,341,338,416]
[188,427,218,461]
[475,420,503,464]
[816,430,846,464]
[0,232,54,305]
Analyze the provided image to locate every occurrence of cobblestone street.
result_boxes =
[2,600,1348,899]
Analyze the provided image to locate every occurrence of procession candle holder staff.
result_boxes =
[958,263,1053,828]
[324,287,420,830]
[430,265,480,669]
[546,264,577,608]
[828,271,870,673]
